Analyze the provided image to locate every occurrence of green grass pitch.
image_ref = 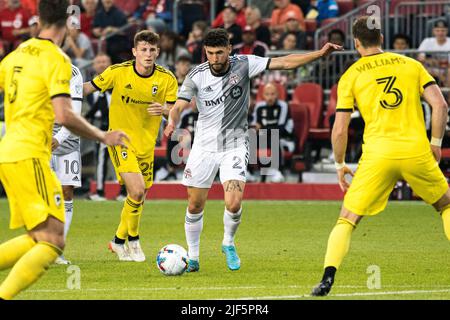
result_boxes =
[0,199,449,300]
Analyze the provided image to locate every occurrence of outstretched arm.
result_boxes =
[164,99,192,137]
[268,43,343,70]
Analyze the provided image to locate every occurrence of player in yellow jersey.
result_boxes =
[311,16,450,296]
[83,30,178,262]
[0,0,127,300]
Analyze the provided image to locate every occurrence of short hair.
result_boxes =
[392,33,410,47]
[134,30,160,47]
[352,16,382,48]
[39,0,69,28]
[434,19,448,28]
[328,29,345,42]
[204,28,230,47]
[176,55,192,64]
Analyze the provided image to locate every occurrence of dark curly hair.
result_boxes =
[203,28,230,47]
[39,0,70,28]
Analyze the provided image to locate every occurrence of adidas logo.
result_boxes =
[203,86,213,92]
[239,171,246,177]
[125,84,132,89]
[72,176,79,181]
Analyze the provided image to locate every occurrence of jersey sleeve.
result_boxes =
[70,66,84,101]
[418,62,437,95]
[91,65,115,92]
[336,70,355,112]
[178,75,198,102]
[165,74,178,104]
[248,55,270,78]
[48,55,72,99]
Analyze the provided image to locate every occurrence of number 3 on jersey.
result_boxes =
[376,76,403,109]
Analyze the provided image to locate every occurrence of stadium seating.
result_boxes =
[337,0,355,15]
[292,82,323,129]
[289,102,311,182]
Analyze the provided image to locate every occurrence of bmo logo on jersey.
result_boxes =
[204,86,243,106]
[231,86,242,99]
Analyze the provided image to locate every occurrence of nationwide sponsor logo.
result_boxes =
[121,95,153,105]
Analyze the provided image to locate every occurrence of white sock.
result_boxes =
[64,200,74,240]
[185,208,203,261]
[223,207,242,246]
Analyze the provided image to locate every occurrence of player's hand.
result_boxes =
[51,138,59,151]
[431,145,441,163]
[164,122,176,138]
[320,42,343,57]
[337,166,354,192]
[101,130,129,147]
[147,102,164,116]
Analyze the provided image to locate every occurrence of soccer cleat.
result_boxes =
[186,259,200,272]
[311,277,334,297]
[108,241,133,261]
[88,193,106,201]
[128,239,146,262]
[55,255,71,265]
[222,245,241,271]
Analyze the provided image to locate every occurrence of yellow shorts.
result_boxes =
[344,151,448,216]
[0,158,64,230]
[108,145,154,189]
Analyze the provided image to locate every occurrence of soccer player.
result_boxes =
[0,0,127,300]
[164,28,341,272]
[51,64,84,265]
[311,16,450,296]
[83,30,178,262]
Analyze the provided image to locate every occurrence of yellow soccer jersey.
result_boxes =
[337,52,436,159]
[0,38,71,163]
[91,61,178,158]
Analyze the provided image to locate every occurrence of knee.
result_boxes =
[188,201,204,214]
[62,188,73,201]
[127,186,145,202]
[225,201,242,214]
[33,234,65,251]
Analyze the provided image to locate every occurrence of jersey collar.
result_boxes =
[133,60,155,78]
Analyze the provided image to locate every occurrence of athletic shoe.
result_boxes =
[55,255,71,265]
[186,259,200,272]
[311,277,334,296]
[88,193,106,201]
[222,245,241,271]
[108,241,133,261]
[115,194,126,201]
[128,239,146,262]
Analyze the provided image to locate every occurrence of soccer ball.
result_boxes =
[156,244,188,276]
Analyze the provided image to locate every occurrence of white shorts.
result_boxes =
[50,151,82,187]
[182,144,249,188]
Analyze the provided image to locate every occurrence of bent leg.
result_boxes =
[433,188,450,240]
[222,180,245,246]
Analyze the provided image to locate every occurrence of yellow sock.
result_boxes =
[0,235,36,271]
[127,197,144,238]
[115,209,128,240]
[324,217,356,269]
[441,205,450,240]
[0,241,61,300]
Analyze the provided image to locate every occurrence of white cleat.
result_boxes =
[128,240,146,262]
[55,255,71,265]
[88,193,106,201]
[108,241,133,261]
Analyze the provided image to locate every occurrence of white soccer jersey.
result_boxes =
[178,55,270,152]
[52,65,83,155]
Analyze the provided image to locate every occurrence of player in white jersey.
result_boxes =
[165,28,342,272]
[50,65,83,265]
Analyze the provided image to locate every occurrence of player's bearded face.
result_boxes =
[205,46,231,74]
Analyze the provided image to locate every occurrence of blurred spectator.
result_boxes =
[316,0,338,25]
[219,5,242,46]
[114,0,140,17]
[232,25,268,57]
[139,0,174,33]
[21,0,37,15]
[0,41,5,60]
[244,5,271,47]
[62,17,95,73]
[281,32,298,50]
[157,30,190,71]
[186,20,208,64]
[85,52,113,201]
[27,14,38,37]
[179,0,206,38]
[92,0,130,63]
[270,0,306,47]
[392,33,410,50]
[328,28,345,46]
[212,0,246,29]
[279,11,307,49]
[0,0,31,54]
[293,0,311,17]
[418,19,450,87]
[80,0,98,38]
[252,83,295,183]
[249,0,274,18]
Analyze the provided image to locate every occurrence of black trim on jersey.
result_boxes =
[166,100,176,104]
[336,108,354,112]
[33,159,49,206]
[72,97,83,101]
[423,81,437,90]
[188,63,210,78]
[110,147,120,167]
[361,51,385,58]
[91,80,101,91]
[266,58,271,70]
[110,61,133,70]
[178,97,191,103]
[51,93,71,99]
[133,60,155,78]
[36,37,54,43]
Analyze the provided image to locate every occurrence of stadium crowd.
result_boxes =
[1,0,450,188]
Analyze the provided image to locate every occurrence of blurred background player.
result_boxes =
[83,30,178,262]
[311,16,450,297]
[0,0,127,300]
[51,63,84,265]
[165,28,341,273]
